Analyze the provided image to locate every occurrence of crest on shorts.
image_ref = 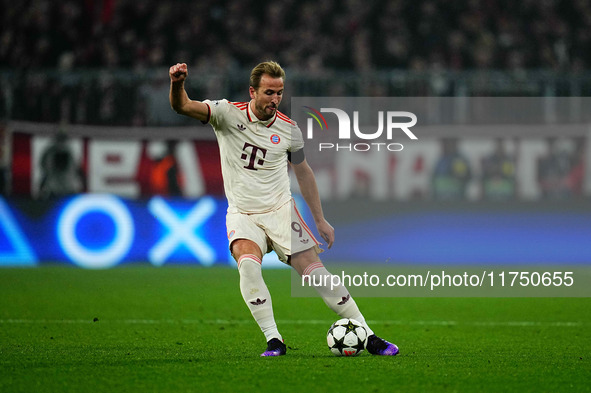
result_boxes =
[228,230,235,239]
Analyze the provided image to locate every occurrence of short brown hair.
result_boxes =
[249,61,285,89]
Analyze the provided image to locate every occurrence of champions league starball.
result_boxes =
[326,318,368,356]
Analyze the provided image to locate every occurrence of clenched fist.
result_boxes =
[169,63,188,83]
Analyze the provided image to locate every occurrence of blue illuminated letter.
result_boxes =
[148,197,216,266]
[57,195,134,268]
[0,197,37,266]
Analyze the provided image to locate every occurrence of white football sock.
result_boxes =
[238,255,282,342]
[303,262,374,336]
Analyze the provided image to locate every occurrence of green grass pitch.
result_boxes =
[0,266,589,392]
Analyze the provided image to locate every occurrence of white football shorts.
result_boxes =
[226,198,323,264]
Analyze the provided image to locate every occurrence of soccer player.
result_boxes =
[169,61,398,357]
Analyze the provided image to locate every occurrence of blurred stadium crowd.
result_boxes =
[2,0,590,71]
[2,0,591,126]
[0,0,591,126]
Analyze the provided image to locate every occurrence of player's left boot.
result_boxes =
[260,338,287,357]
[366,334,399,356]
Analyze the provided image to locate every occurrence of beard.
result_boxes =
[255,102,277,120]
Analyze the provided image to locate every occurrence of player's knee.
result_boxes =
[231,239,262,261]
[292,249,323,276]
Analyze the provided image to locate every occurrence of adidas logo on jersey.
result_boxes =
[237,124,246,131]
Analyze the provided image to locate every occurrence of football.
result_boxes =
[326,318,368,356]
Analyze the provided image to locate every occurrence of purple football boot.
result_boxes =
[261,338,287,357]
[366,334,399,356]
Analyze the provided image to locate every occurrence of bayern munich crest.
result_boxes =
[270,134,280,144]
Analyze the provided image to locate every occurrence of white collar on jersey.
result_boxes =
[247,100,278,128]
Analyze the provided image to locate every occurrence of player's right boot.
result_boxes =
[260,338,287,357]
[366,334,399,356]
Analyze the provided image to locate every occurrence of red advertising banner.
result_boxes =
[10,131,224,198]
[7,122,591,201]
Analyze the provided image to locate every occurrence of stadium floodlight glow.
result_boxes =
[148,196,216,266]
[57,195,134,269]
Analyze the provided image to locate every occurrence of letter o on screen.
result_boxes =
[58,195,134,269]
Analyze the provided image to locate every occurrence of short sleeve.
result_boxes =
[289,123,305,152]
[202,99,230,130]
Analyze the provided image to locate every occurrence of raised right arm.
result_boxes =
[169,63,210,122]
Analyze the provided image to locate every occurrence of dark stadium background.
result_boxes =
[0,3,590,392]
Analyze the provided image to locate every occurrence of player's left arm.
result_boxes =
[290,157,335,249]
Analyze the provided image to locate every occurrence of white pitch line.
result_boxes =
[0,319,585,327]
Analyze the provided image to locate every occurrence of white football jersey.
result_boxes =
[203,99,305,214]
